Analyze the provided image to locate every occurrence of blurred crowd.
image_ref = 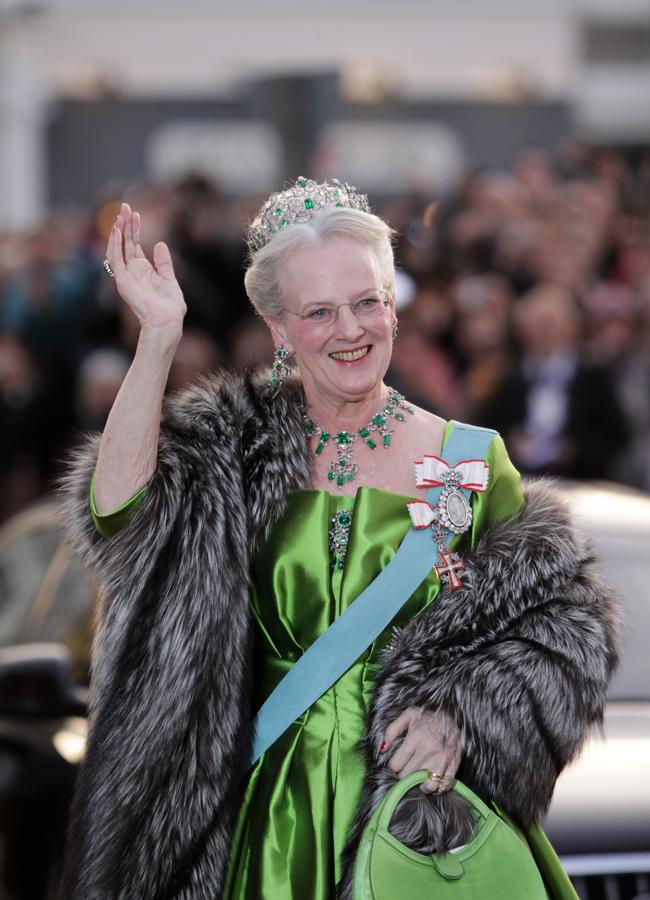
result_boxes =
[1,144,650,524]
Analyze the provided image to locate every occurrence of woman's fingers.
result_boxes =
[421,775,455,795]
[104,216,114,262]
[413,740,455,792]
[387,739,417,776]
[132,212,146,258]
[382,708,423,773]
[114,213,126,266]
[123,203,136,262]
[111,206,150,268]
[400,742,447,782]
[382,709,413,751]
[419,762,450,794]
[132,210,141,245]
[380,707,463,795]
[418,742,462,795]
[108,222,126,279]
[105,212,123,267]
[153,241,177,281]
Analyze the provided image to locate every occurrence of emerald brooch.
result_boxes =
[329,508,353,570]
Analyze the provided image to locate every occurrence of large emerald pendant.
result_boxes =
[305,387,412,490]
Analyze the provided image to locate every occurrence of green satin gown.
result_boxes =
[90,421,576,900]
[218,427,523,900]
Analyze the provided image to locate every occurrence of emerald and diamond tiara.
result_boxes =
[247,176,371,253]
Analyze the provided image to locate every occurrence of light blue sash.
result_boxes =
[249,420,497,767]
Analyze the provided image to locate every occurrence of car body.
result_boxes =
[543,481,650,899]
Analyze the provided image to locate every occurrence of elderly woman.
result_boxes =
[59,179,617,900]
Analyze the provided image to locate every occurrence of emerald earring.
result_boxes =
[269,344,291,387]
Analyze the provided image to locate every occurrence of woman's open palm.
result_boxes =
[106,201,186,333]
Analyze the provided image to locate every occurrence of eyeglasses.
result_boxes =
[280,290,390,329]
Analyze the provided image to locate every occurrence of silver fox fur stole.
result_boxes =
[57,369,619,899]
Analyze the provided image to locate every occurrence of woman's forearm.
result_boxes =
[93,325,181,515]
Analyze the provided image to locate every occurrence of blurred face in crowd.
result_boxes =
[267,236,395,406]
[457,309,508,361]
[0,335,37,392]
[515,290,580,358]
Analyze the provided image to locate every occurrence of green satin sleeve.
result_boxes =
[468,431,526,545]
[89,469,149,538]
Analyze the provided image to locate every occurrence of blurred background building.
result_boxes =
[1,0,650,224]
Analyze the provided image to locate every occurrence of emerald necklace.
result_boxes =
[304,389,415,487]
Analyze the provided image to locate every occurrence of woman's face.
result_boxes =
[267,235,395,406]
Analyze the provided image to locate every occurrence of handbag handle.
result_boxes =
[375,770,495,836]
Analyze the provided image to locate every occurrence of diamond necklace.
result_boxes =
[304,389,415,488]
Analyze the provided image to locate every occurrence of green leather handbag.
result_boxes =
[352,770,549,900]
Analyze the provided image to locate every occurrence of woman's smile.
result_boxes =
[329,345,372,364]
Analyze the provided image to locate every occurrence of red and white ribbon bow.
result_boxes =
[406,500,438,529]
[414,456,489,491]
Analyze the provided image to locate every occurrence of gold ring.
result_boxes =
[426,770,444,781]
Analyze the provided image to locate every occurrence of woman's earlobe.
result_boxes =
[263,315,294,355]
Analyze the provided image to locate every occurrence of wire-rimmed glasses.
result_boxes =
[280,289,390,330]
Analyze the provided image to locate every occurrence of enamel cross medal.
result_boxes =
[406,456,489,592]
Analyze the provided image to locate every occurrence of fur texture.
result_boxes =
[56,369,619,899]
[57,370,311,899]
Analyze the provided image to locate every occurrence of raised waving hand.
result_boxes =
[106,202,186,335]
[93,203,186,515]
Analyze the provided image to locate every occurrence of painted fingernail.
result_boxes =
[379,741,387,752]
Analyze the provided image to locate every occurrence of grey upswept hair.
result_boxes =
[244,206,396,318]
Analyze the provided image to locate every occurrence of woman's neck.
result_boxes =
[302,382,390,431]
